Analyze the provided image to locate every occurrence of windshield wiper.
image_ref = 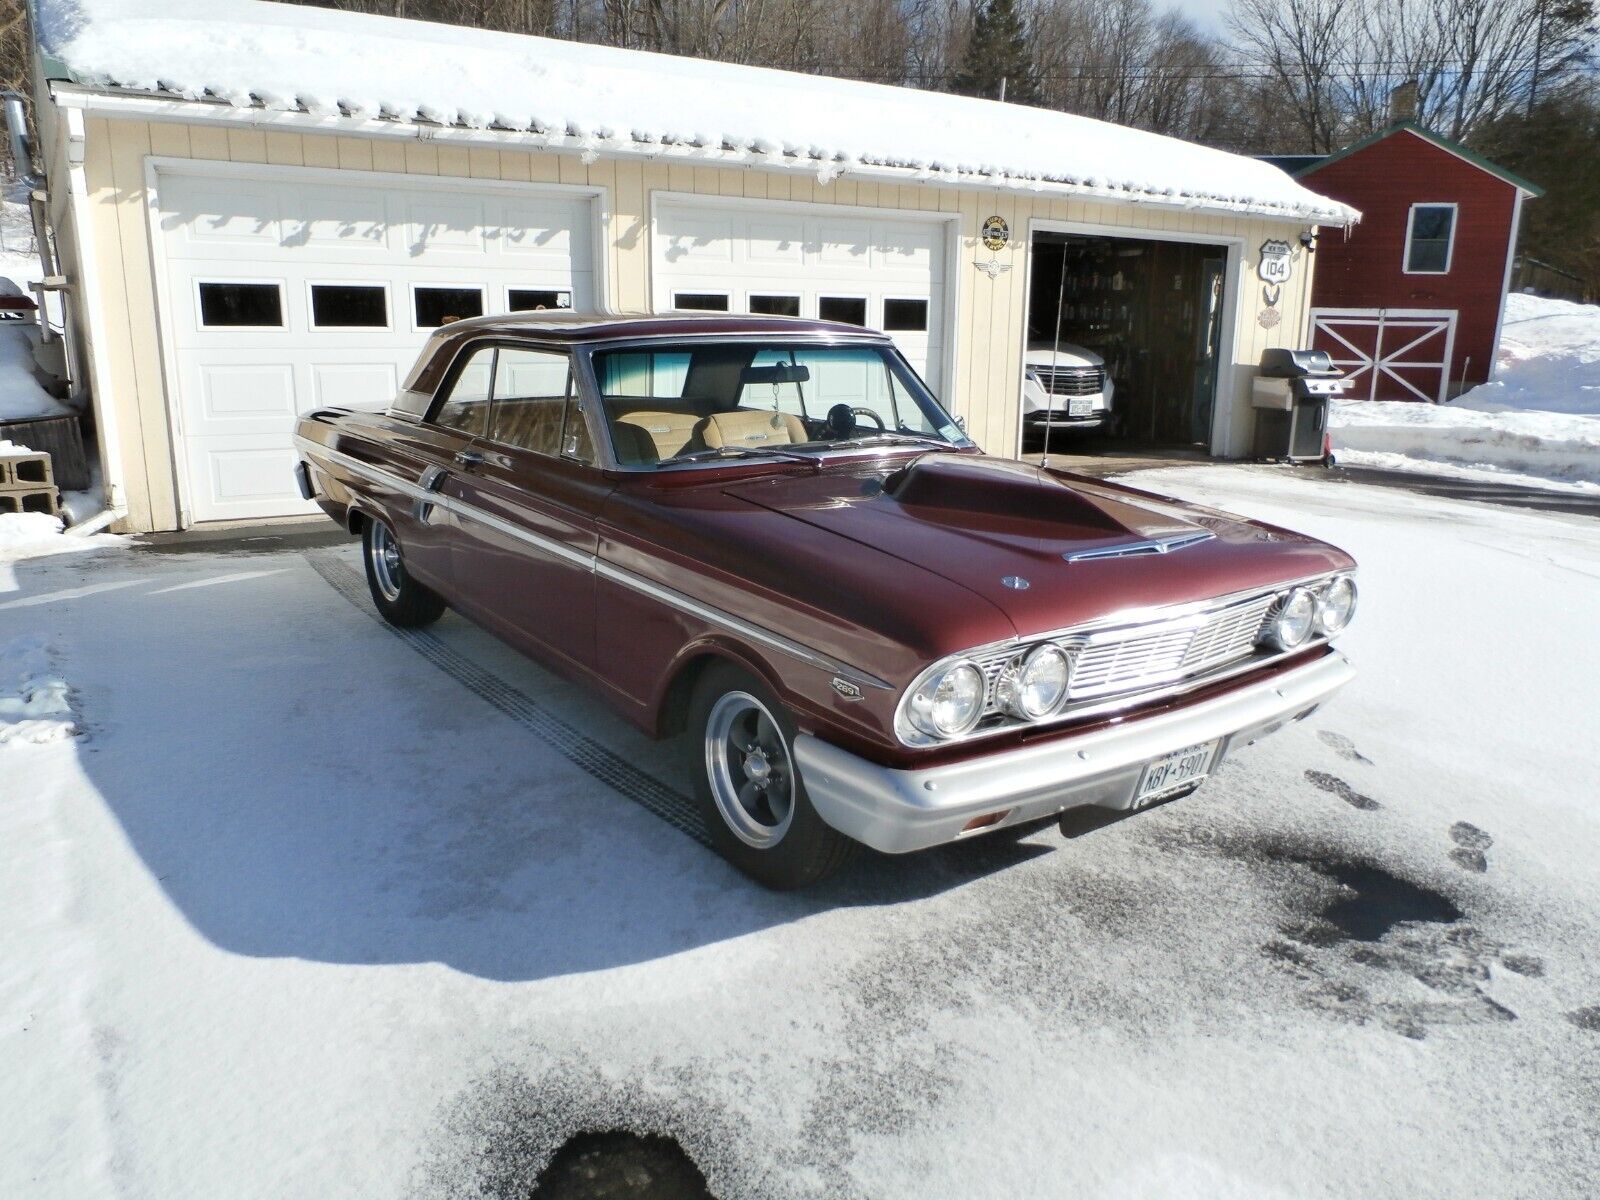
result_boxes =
[809,432,952,453]
[668,445,817,466]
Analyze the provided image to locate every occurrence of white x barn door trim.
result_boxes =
[1310,308,1457,403]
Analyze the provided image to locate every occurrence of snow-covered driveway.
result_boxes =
[5,466,1599,1198]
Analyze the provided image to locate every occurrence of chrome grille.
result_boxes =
[971,592,1278,715]
[1034,366,1105,397]
[1071,594,1277,699]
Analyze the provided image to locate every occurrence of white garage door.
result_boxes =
[652,199,949,392]
[154,167,595,523]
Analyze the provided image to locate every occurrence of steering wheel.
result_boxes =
[849,407,888,431]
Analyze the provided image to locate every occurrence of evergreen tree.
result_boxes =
[951,0,1038,106]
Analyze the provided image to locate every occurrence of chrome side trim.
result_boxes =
[292,436,891,691]
[1065,531,1215,561]
[591,558,891,690]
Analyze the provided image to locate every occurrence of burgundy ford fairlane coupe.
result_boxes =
[293,313,1357,889]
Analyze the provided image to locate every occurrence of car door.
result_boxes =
[382,341,497,595]
[450,342,611,673]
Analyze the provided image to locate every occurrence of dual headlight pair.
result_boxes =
[1260,574,1358,652]
[905,642,1070,741]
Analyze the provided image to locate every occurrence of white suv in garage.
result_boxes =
[1022,342,1114,438]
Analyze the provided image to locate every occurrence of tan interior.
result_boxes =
[698,409,808,450]
[608,399,710,464]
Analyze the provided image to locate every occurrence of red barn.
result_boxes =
[1278,122,1541,403]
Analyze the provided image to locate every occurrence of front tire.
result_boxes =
[689,664,857,890]
[362,517,445,628]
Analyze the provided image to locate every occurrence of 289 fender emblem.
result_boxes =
[831,677,864,701]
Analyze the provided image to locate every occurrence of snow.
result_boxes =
[1459,293,1600,417]
[0,325,71,422]
[34,0,1356,223]
[1331,294,1600,492]
[3,465,1598,1197]
[0,199,69,424]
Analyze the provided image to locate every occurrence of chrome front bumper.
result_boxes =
[794,651,1355,854]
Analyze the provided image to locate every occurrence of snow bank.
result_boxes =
[1456,292,1600,417]
[1330,294,1600,492]
[35,0,1356,223]
[1330,401,1600,492]
[0,325,70,422]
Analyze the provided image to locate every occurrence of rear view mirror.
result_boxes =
[741,363,811,386]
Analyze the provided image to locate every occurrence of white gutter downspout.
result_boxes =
[59,102,129,526]
[1487,190,1526,387]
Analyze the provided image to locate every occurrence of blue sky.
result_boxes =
[1170,0,1228,33]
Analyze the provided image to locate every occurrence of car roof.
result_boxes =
[431,310,892,343]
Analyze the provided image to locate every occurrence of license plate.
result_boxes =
[1068,397,1093,418]
[1134,740,1219,807]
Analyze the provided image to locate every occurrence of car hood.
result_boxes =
[723,453,1354,636]
[1024,342,1103,369]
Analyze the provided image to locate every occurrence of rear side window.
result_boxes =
[432,345,495,437]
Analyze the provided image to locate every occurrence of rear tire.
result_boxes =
[689,663,858,890]
[362,516,445,628]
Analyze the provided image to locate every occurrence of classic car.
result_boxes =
[293,312,1357,889]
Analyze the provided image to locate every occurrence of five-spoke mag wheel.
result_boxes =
[360,516,445,628]
[704,691,796,849]
[689,664,857,889]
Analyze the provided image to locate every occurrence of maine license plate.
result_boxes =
[1068,397,1093,418]
[1134,740,1220,807]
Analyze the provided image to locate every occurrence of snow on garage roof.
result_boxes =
[36,0,1358,225]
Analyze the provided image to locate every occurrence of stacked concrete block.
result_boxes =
[0,450,59,516]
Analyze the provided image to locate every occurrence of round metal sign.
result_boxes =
[982,215,1010,252]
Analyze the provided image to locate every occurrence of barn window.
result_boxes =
[1405,204,1457,274]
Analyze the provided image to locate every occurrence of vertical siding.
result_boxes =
[77,114,1317,530]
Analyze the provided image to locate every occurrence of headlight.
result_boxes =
[1315,575,1357,635]
[907,661,985,739]
[1263,587,1317,651]
[1000,643,1072,720]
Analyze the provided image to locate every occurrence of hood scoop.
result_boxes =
[881,455,1130,538]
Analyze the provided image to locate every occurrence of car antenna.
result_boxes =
[1040,239,1069,469]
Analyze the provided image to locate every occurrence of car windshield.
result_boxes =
[590,341,969,468]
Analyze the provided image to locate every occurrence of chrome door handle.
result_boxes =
[454,449,485,468]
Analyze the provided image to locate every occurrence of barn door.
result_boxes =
[1310,309,1457,403]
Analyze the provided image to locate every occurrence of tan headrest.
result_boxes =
[699,409,808,450]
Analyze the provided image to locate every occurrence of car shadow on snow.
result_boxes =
[18,549,1055,985]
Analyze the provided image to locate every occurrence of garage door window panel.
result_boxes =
[1405,204,1457,274]
[414,285,486,329]
[197,281,285,328]
[310,283,389,329]
[489,346,592,462]
[748,294,801,317]
[883,298,929,332]
[819,296,869,327]
[673,292,731,312]
[509,288,572,312]
[431,344,496,437]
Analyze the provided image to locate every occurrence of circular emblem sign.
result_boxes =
[1257,306,1283,330]
[982,215,1010,252]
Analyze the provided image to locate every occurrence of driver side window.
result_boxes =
[433,345,495,437]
